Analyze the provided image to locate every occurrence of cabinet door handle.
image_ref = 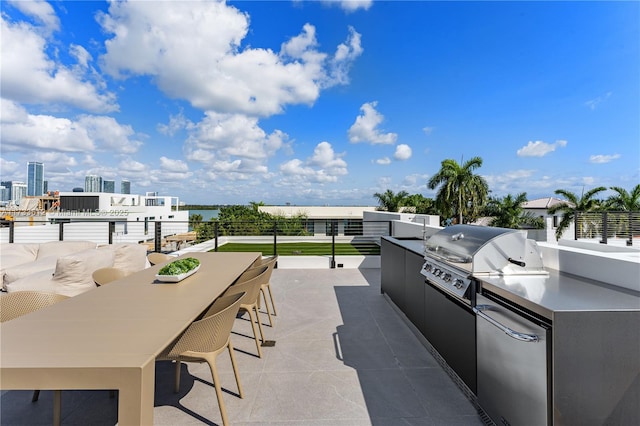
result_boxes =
[474,304,540,343]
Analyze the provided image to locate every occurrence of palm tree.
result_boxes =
[404,194,438,215]
[485,193,544,229]
[373,189,409,212]
[427,156,488,224]
[547,186,606,240]
[606,185,640,211]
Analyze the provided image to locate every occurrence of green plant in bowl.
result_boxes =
[158,258,200,276]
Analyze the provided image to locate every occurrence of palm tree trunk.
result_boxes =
[458,188,463,224]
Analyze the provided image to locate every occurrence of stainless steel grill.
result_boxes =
[420,224,547,305]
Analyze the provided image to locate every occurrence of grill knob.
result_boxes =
[453,279,464,289]
[443,273,452,282]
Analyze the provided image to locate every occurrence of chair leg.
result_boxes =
[253,305,266,344]
[31,390,40,402]
[246,308,263,358]
[267,283,278,316]
[227,339,244,398]
[53,390,61,426]
[174,360,181,393]
[206,356,230,426]
[260,287,274,327]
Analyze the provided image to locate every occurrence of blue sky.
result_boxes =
[1,0,638,206]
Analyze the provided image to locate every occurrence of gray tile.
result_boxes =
[1,268,485,426]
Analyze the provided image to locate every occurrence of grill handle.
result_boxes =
[474,304,539,342]
[508,257,526,267]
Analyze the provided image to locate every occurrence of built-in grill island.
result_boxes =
[381,224,640,426]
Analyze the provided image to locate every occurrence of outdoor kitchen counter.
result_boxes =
[480,269,640,425]
[479,269,640,321]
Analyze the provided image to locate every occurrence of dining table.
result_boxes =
[0,251,261,425]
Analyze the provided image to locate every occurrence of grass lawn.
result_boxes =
[214,242,380,256]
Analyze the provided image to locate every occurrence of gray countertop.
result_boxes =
[479,270,640,320]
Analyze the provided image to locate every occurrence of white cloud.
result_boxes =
[184,112,288,179]
[0,100,142,155]
[348,101,397,144]
[585,92,612,110]
[160,157,189,173]
[76,115,142,154]
[517,140,567,157]
[394,144,412,161]
[376,157,391,165]
[422,127,434,136]
[98,1,361,116]
[483,169,537,194]
[323,1,373,13]
[326,26,363,87]
[0,15,117,113]
[7,0,60,34]
[279,142,347,184]
[0,158,21,177]
[589,154,621,164]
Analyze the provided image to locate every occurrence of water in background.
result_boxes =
[187,209,219,221]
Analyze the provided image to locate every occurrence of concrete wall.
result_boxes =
[538,241,640,292]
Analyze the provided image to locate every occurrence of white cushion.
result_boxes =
[2,255,59,287]
[0,243,39,269]
[53,249,115,297]
[99,243,148,275]
[5,269,57,293]
[36,240,97,260]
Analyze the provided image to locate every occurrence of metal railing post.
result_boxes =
[9,221,15,243]
[273,221,278,256]
[214,222,219,252]
[628,212,633,246]
[600,212,608,244]
[388,220,393,237]
[59,222,64,241]
[154,221,162,252]
[574,210,579,240]
[331,219,336,269]
[108,221,115,245]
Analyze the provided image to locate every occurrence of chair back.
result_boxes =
[165,292,245,357]
[92,267,127,286]
[251,255,278,268]
[223,265,268,306]
[256,256,277,284]
[0,291,69,323]
[147,252,174,266]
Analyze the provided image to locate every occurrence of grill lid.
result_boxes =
[425,224,546,275]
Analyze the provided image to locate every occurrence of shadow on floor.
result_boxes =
[332,269,484,425]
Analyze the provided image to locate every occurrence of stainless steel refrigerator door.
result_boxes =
[475,294,550,426]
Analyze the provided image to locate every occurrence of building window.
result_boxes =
[344,219,363,236]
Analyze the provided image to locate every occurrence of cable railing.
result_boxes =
[0,218,391,267]
[575,211,640,246]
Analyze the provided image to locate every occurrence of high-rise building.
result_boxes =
[85,175,102,192]
[103,180,115,193]
[43,180,48,194]
[121,179,131,194]
[27,162,44,196]
[11,182,27,206]
[0,185,8,205]
[1,181,13,202]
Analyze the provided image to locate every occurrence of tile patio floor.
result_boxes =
[1,268,485,425]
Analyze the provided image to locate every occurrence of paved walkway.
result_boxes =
[1,268,484,425]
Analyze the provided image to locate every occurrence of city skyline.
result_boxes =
[1,1,638,206]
